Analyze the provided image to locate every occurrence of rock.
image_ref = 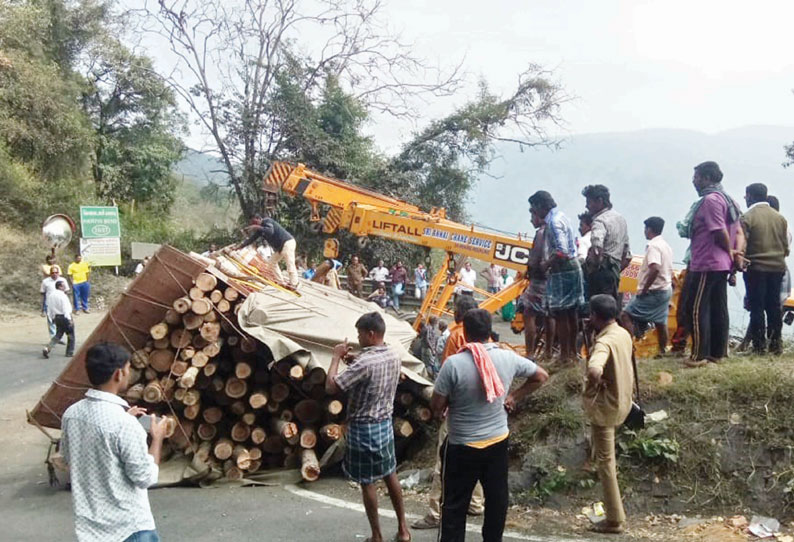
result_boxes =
[678,516,708,529]
[749,515,780,538]
[656,371,674,386]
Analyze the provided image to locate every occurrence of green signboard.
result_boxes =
[80,206,121,238]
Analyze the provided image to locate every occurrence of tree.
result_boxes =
[81,38,185,209]
[0,3,92,180]
[139,0,460,218]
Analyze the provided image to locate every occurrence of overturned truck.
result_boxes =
[29,245,433,485]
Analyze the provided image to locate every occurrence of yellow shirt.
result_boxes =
[583,321,634,427]
[41,264,53,277]
[68,261,91,284]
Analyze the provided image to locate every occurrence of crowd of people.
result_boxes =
[39,253,93,359]
[522,160,790,368]
[52,161,791,541]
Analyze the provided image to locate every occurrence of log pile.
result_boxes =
[125,271,431,482]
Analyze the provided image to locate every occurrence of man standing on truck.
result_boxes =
[582,185,631,307]
[234,215,299,289]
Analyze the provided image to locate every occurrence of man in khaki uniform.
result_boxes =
[584,294,633,534]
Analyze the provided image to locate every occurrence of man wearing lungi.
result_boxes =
[326,312,410,542]
[431,309,548,542]
[620,217,674,356]
[529,190,586,364]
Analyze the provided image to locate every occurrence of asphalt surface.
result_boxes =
[0,312,595,542]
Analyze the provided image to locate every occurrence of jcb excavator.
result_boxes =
[263,161,681,357]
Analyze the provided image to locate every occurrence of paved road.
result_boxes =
[0,313,595,542]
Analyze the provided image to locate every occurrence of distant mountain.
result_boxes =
[470,125,794,262]
[173,149,228,187]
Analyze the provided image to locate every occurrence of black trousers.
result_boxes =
[48,314,75,356]
[743,270,784,352]
[440,438,509,542]
[585,257,621,308]
[689,271,729,361]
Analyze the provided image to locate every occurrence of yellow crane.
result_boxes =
[263,161,680,356]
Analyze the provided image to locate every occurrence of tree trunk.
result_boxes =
[299,428,317,449]
[225,377,247,399]
[233,445,251,469]
[251,426,266,444]
[179,367,200,388]
[202,406,223,424]
[249,390,268,409]
[195,272,218,292]
[231,421,252,442]
[271,418,298,444]
[393,417,413,438]
[300,449,320,482]
[319,424,342,442]
[224,287,240,302]
[214,438,234,460]
[150,322,169,340]
[197,423,218,441]
[173,296,192,314]
[182,313,204,330]
[270,383,290,403]
[143,381,163,403]
[170,329,192,349]
[148,349,174,372]
[200,322,221,342]
[216,299,231,313]
[164,308,181,325]
[191,298,212,316]
[188,286,205,300]
[294,400,321,425]
[210,289,224,303]
[235,362,253,380]
[324,399,344,418]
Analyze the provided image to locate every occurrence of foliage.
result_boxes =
[0,41,91,180]
[618,426,680,464]
[81,34,185,210]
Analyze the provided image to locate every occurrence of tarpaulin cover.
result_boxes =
[237,281,432,387]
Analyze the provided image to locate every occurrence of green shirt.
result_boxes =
[742,203,789,272]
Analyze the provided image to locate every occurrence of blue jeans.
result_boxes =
[124,530,160,542]
[392,283,404,310]
[73,281,90,311]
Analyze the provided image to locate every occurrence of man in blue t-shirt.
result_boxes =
[431,309,549,542]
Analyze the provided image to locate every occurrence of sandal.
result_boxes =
[589,520,625,534]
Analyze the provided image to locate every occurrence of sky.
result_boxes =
[133,0,794,153]
[367,0,794,150]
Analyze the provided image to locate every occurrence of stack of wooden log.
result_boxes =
[124,271,432,482]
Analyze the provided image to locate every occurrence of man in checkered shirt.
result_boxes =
[326,311,410,542]
[62,342,168,542]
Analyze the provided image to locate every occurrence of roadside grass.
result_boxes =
[507,351,794,517]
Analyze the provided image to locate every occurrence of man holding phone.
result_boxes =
[62,342,168,542]
[326,312,410,542]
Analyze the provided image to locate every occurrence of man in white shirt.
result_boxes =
[41,265,70,338]
[620,217,674,355]
[369,259,390,283]
[456,261,477,297]
[42,281,75,358]
[577,212,593,263]
[62,342,168,542]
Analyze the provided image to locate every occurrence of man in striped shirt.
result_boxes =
[326,312,410,542]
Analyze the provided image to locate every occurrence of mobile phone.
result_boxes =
[138,414,152,433]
